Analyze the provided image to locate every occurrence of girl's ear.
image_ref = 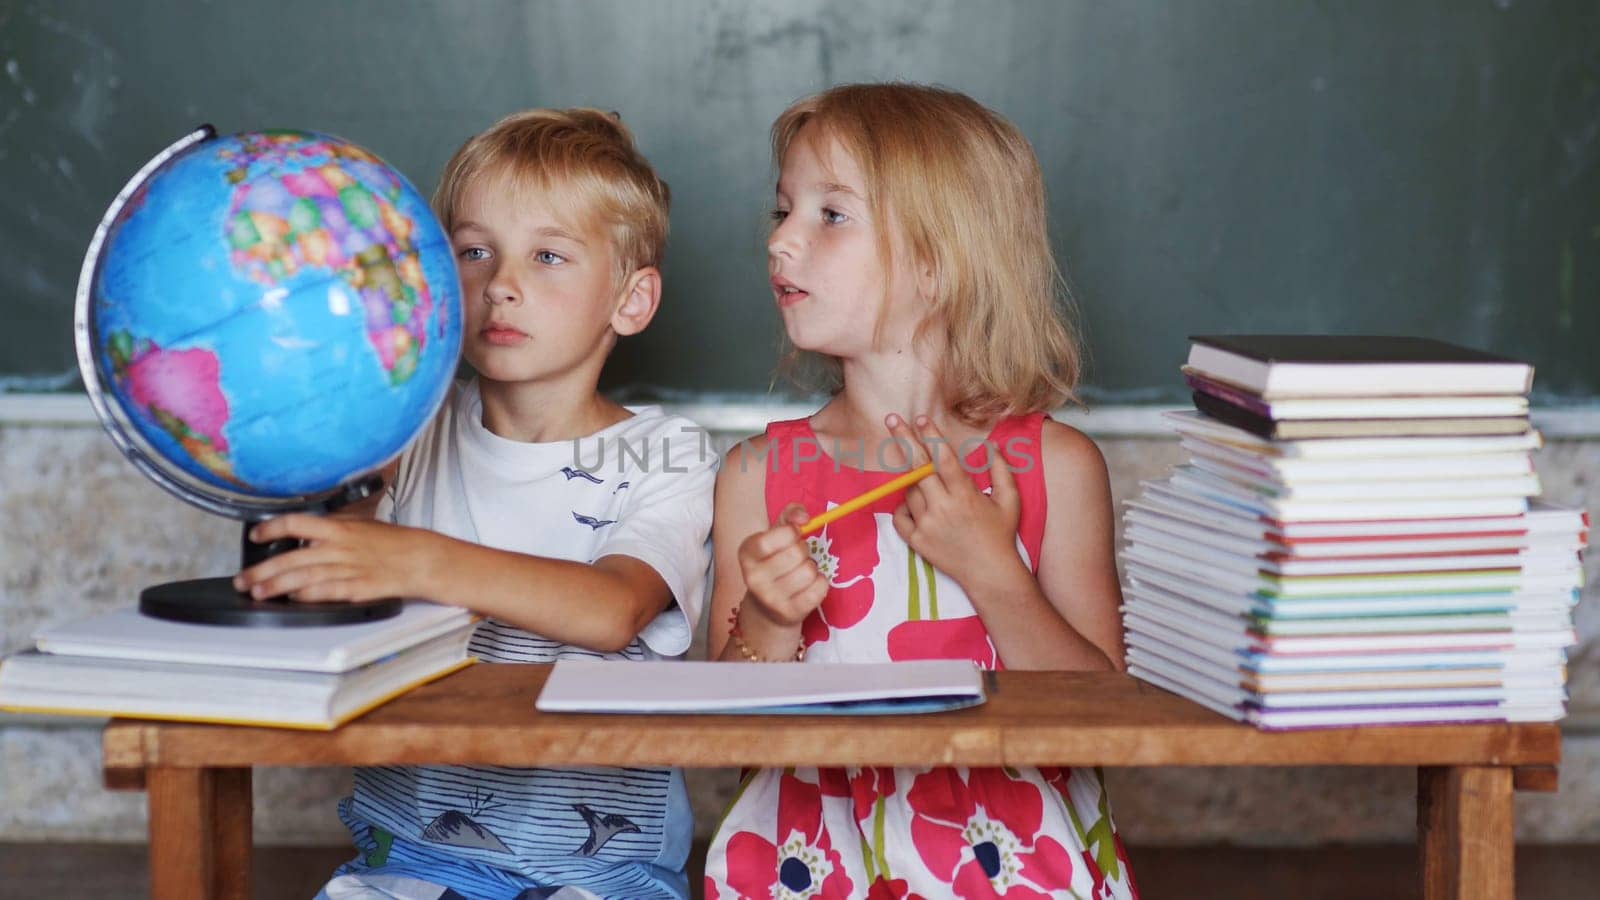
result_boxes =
[612,266,661,337]
[917,254,939,302]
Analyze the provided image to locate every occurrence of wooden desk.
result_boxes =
[102,664,1560,900]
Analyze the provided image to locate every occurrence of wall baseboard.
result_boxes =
[5,393,1600,438]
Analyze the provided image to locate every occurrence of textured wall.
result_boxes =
[1,423,1595,846]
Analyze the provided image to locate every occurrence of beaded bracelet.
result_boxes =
[727,605,806,662]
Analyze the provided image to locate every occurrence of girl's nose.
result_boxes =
[767,218,800,261]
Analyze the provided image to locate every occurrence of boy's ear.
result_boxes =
[611,266,661,337]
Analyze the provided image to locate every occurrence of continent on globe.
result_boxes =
[105,330,241,486]
[222,133,432,385]
[87,127,461,501]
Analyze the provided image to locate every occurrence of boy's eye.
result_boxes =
[536,250,566,265]
[459,247,490,262]
[821,208,848,225]
[769,208,790,223]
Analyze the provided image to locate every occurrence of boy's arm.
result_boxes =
[234,516,673,654]
[398,534,675,653]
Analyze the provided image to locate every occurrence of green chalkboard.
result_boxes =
[3,1,1597,403]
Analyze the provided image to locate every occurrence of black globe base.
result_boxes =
[140,577,402,627]
[135,476,395,627]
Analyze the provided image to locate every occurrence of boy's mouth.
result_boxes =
[772,275,808,308]
[480,323,528,346]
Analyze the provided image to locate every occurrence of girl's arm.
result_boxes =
[979,420,1126,671]
[888,415,1123,672]
[706,439,768,659]
[707,436,827,662]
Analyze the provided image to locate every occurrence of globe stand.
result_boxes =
[138,475,402,627]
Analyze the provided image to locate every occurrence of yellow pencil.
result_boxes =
[798,463,936,536]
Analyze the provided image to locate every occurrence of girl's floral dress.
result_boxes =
[704,415,1139,900]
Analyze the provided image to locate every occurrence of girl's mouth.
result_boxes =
[772,276,808,308]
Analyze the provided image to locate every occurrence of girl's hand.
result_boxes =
[887,414,1026,593]
[233,514,438,604]
[735,503,829,632]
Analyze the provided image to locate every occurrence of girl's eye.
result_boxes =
[822,208,848,225]
[536,250,566,265]
[769,208,790,223]
[459,247,490,262]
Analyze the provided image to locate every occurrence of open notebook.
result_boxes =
[536,659,987,715]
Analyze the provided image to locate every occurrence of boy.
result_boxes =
[236,109,713,900]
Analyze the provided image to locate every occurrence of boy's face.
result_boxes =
[767,126,924,358]
[449,172,624,390]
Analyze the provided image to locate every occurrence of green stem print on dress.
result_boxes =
[921,556,938,620]
[906,549,940,621]
[1062,769,1122,880]
[872,794,891,882]
[906,549,921,621]
[1086,768,1122,879]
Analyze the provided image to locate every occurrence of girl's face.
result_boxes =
[767,126,923,357]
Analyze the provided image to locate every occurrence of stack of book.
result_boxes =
[1123,335,1587,729]
[0,601,476,730]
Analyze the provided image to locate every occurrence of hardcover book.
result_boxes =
[1186,335,1534,399]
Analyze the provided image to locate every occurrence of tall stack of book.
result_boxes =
[1122,335,1587,729]
[0,601,476,730]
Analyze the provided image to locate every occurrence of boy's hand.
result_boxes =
[886,414,1026,593]
[233,514,438,604]
[736,503,828,632]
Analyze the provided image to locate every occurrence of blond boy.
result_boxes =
[238,110,711,900]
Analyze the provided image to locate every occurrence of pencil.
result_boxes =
[798,463,936,536]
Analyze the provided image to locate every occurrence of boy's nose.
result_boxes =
[483,270,521,305]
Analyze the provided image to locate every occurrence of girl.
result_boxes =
[702,84,1139,899]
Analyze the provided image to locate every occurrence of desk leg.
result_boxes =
[1418,766,1513,900]
[147,766,253,900]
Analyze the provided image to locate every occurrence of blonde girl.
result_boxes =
[702,83,1138,899]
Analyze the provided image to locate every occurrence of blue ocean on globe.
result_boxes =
[89,130,461,500]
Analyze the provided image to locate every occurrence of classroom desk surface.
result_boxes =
[103,664,1560,900]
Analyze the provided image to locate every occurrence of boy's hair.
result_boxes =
[433,108,670,287]
[772,83,1082,423]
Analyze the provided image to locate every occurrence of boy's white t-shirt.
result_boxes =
[345,379,715,896]
[378,378,716,658]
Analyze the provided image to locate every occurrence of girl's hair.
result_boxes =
[432,108,670,287]
[772,83,1082,423]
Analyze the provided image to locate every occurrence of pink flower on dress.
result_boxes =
[801,508,880,647]
[905,768,1077,898]
[724,772,855,899]
[818,766,852,800]
[850,766,897,824]
[887,616,1000,669]
[866,877,927,900]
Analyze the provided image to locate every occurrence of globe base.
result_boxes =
[140,578,402,627]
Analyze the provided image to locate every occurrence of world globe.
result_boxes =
[74,126,462,625]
